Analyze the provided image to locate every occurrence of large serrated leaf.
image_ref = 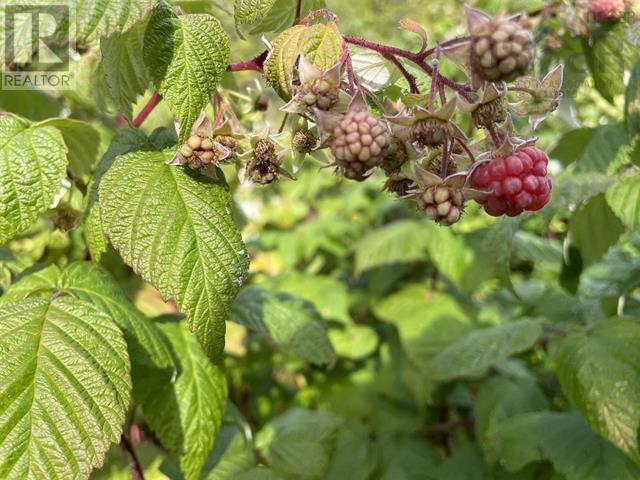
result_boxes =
[230,287,336,365]
[143,3,230,140]
[84,127,152,261]
[556,319,640,464]
[264,23,344,100]
[235,0,326,35]
[99,148,249,360]
[425,320,543,382]
[0,296,131,479]
[74,0,156,40]
[101,21,151,119]
[0,262,173,372]
[137,317,227,480]
[0,114,67,245]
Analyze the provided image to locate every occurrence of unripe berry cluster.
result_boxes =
[417,185,464,226]
[470,18,534,82]
[329,109,391,181]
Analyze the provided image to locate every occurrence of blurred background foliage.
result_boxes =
[1,0,639,478]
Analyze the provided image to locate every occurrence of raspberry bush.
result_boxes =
[0,0,639,479]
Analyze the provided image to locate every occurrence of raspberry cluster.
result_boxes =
[178,133,232,169]
[247,138,281,184]
[409,119,457,147]
[417,185,464,226]
[330,110,391,181]
[470,146,552,217]
[470,18,534,82]
[295,79,340,111]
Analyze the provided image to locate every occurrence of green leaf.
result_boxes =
[325,424,378,480]
[0,114,67,245]
[0,89,61,121]
[578,235,640,300]
[75,0,156,40]
[256,408,343,480]
[426,320,542,382]
[84,127,152,261]
[625,59,640,137]
[569,193,625,266]
[512,231,562,270]
[99,148,249,360]
[479,217,520,290]
[234,0,277,26]
[378,436,439,479]
[58,262,173,370]
[585,25,635,103]
[264,23,344,100]
[35,118,101,179]
[374,286,474,370]
[351,51,401,92]
[101,21,151,119]
[550,127,593,165]
[606,171,640,230]
[230,287,335,365]
[198,421,256,480]
[475,376,548,456]
[266,273,350,323]
[138,318,227,480]
[556,319,640,463]
[486,411,640,479]
[0,262,173,372]
[143,3,230,140]
[329,324,379,361]
[550,170,615,208]
[0,296,131,479]
[353,220,429,274]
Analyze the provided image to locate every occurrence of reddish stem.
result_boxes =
[227,50,268,72]
[343,34,474,101]
[132,91,162,128]
[385,55,418,93]
[544,325,568,337]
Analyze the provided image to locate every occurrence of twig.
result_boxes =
[132,91,162,128]
[543,325,568,337]
[120,434,144,480]
[385,55,418,93]
[227,50,268,72]
[294,0,303,24]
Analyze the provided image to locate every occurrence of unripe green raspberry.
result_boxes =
[416,184,466,226]
[296,78,340,112]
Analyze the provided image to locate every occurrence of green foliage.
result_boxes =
[0,114,67,244]
[0,297,131,479]
[0,0,639,479]
[143,3,230,140]
[99,148,248,360]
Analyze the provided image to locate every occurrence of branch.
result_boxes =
[385,54,419,93]
[132,91,162,128]
[544,325,568,337]
[120,434,145,480]
[227,50,268,72]
[343,34,475,101]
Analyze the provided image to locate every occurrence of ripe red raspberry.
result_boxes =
[590,0,626,22]
[330,110,391,181]
[469,146,552,217]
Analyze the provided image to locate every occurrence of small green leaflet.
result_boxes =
[0,296,131,479]
[606,172,640,231]
[99,148,249,360]
[143,3,230,141]
[556,319,640,464]
[230,287,336,365]
[137,318,227,480]
[0,114,67,245]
